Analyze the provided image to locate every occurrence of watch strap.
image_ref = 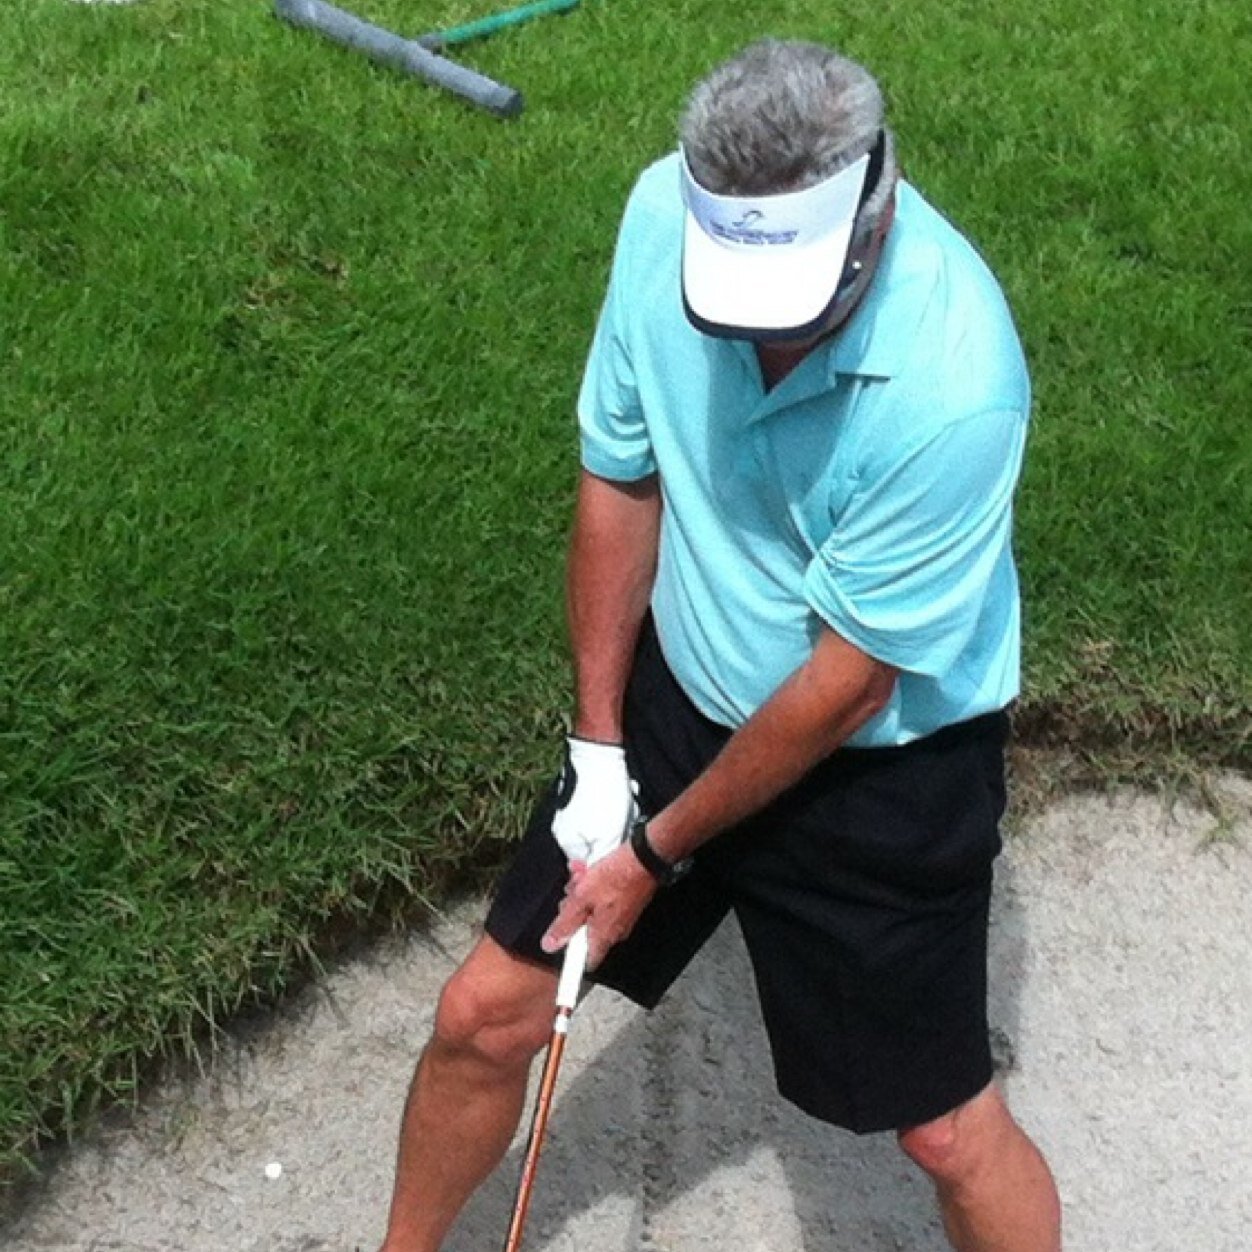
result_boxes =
[629,818,691,887]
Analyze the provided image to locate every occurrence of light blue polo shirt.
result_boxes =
[577,153,1030,747]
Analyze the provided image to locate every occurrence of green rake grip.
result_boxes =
[423,0,580,50]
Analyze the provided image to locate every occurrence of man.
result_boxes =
[379,39,1061,1252]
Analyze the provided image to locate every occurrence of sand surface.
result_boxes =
[3,775,1250,1251]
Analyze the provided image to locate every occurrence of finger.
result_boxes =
[541,899,588,955]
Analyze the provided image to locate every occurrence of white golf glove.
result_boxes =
[550,736,639,865]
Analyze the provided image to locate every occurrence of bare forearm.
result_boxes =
[567,470,661,742]
[541,626,896,969]
[646,630,896,863]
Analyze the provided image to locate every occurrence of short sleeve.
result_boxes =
[803,407,1027,676]
[576,213,657,482]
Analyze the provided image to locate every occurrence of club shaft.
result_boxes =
[501,1012,571,1252]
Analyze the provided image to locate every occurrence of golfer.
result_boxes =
[379,39,1061,1252]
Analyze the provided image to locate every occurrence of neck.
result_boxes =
[756,340,812,390]
[754,292,863,389]
[754,191,897,390]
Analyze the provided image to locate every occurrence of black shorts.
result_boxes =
[486,621,1009,1134]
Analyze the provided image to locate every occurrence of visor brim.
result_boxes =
[678,142,878,340]
[681,214,856,340]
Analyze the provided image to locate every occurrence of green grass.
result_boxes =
[1,0,1249,1183]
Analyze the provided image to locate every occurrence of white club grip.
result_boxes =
[555,926,589,1012]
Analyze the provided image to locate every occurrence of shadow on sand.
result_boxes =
[445,856,1028,1252]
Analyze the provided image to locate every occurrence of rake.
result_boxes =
[275,0,580,119]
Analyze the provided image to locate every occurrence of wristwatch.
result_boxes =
[629,817,693,887]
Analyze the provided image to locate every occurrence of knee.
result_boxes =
[898,1114,965,1182]
[897,1087,1007,1187]
[430,964,552,1073]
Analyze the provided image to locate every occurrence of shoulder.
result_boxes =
[890,184,1030,415]
[833,183,1030,471]
[611,153,684,269]
[832,184,1030,475]
[594,153,686,335]
[624,152,683,223]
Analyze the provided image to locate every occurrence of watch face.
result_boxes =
[669,855,695,883]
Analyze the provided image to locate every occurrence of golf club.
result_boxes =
[501,924,589,1252]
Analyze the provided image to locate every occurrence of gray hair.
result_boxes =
[680,40,898,239]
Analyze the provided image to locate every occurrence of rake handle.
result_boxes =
[423,0,579,49]
[274,0,523,118]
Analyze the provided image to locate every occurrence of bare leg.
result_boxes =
[378,936,560,1252]
[898,1084,1062,1252]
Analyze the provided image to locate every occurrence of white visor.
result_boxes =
[680,148,871,339]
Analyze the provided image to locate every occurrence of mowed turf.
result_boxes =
[1,0,1248,1179]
